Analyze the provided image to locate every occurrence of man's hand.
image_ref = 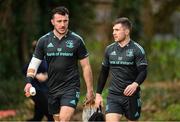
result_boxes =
[85,90,95,105]
[36,73,48,82]
[95,93,103,108]
[123,82,139,96]
[24,83,32,97]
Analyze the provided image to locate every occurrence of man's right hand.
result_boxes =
[95,93,103,108]
[24,83,32,97]
[85,90,95,105]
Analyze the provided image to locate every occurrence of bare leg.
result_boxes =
[106,113,122,122]
[59,106,75,122]
[53,113,60,122]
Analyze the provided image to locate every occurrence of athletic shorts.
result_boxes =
[106,92,141,121]
[48,89,80,115]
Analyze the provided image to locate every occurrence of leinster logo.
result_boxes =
[57,48,62,52]
[126,49,133,57]
[66,40,74,48]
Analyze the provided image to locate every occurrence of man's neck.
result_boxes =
[53,29,68,40]
[118,37,130,47]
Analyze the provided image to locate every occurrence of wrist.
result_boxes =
[87,88,94,93]
[133,82,139,87]
[26,76,34,83]
[26,82,31,85]
[96,93,102,97]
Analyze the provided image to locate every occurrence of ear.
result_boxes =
[125,28,130,35]
[51,19,54,26]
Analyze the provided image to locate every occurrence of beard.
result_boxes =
[55,27,67,35]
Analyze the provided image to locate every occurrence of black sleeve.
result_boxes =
[135,65,147,85]
[96,65,109,94]
[102,47,110,67]
[134,43,148,67]
[33,38,45,60]
[77,39,89,59]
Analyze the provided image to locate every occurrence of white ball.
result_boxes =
[30,87,36,96]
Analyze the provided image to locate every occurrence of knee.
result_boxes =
[53,114,59,122]
[59,115,71,122]
[53,113,71,122]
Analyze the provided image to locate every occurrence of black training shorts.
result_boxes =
[106,92,141,121]
[48,89,80,115]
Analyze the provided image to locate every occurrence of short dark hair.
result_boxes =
[113,17,132,31]
[51,6,69,18]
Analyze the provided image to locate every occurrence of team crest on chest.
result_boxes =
[57,48,62,52]
[118,57,122,60]
[126,49,133,57]
[66,40,74,48]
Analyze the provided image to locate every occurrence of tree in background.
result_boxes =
[0,0,179,80]
[0,0,94,80]
[113,0,142,41]
[112,0,180,44]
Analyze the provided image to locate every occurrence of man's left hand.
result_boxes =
[123,82,138,96]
